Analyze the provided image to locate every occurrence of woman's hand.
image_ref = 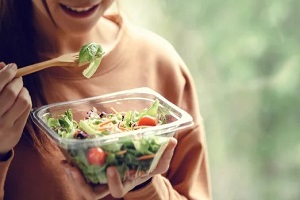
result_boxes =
[61,137,178,200]
[0,62,32,160]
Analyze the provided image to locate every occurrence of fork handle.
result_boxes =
[15,59,62,77]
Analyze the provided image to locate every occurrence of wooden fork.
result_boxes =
[15,52,87,77]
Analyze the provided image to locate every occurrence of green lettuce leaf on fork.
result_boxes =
[79,43,105,78]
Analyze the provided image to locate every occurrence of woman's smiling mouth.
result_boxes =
[59,3,99,18]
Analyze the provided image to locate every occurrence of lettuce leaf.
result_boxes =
[79,43,104,78]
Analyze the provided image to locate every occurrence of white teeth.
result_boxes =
[65,5,93,12]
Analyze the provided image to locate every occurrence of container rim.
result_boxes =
[31,87,194,146]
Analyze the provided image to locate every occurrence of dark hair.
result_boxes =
[0,0,53,152]
[0,0,37,66]
[0,0,41,100]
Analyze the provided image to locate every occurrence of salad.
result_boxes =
[46,99,171,184]
[78,42,104,79]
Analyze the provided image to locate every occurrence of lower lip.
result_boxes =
[60,4,99,18]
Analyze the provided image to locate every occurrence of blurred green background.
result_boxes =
[120,1,300,199]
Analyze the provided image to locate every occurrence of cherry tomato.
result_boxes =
[87,147,106,165]
[138,115,158,126]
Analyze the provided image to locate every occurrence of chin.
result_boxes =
[62,23,96,36]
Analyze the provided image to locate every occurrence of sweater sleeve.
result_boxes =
[0,150,14,200]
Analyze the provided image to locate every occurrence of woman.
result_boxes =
[0,0,211,199]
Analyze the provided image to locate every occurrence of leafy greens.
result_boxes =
[79,42,104,78]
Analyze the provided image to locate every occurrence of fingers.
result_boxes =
[0,77,24,116]
[107,166,125,198]
[60,138,178,199]
[61,160,96,199]
[106,166,144,198]
[0,63,17,92]
[13,103,31,133]
[0,63,29,155]
[12,88,32,129]
[152,137,177,174]
[61,160,110,200]
[107,138,177,197]
[0,63,20,119]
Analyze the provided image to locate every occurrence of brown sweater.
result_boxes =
[0,14,211,200]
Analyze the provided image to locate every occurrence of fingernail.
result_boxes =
[107,168,114,177]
